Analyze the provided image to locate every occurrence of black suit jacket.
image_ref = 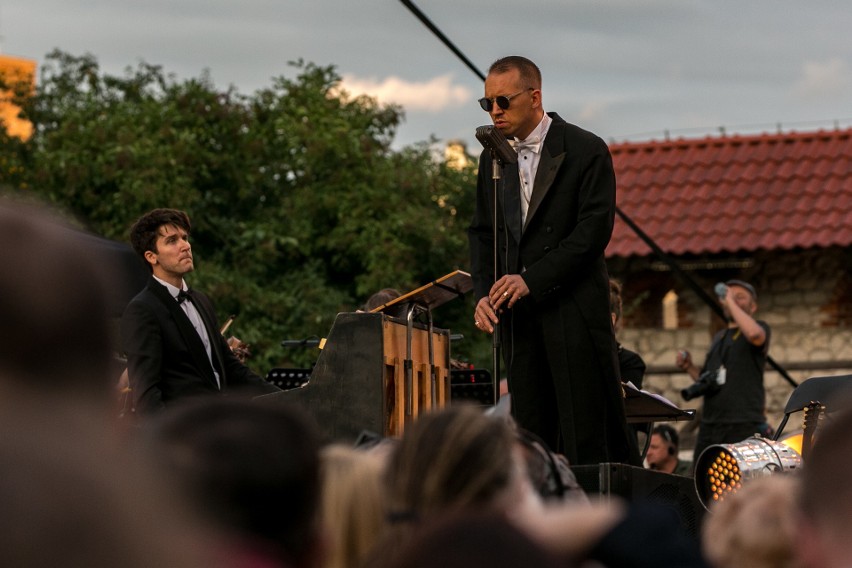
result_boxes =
[469,113,638,464]
[121,277,279,414]
[470,113,615,311]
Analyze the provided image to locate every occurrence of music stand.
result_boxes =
[369,270,473,314]
[622,383,695,459]
[623,383,696,424]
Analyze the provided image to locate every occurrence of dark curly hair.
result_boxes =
[128,209,191,271]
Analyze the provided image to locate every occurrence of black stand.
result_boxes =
[405,303,434,415]
[489,151,505,406]
[622,382,696,460]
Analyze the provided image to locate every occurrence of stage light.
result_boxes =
[778,429,803,455]
[694,436,802,509]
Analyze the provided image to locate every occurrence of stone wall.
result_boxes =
[613,247,852,452]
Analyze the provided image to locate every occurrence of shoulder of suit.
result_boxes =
[127,278,176,312]
[126,279,157,304]
[546,113,609,151]
[121,286,160,321]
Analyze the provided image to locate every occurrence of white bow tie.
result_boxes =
[513,136,542,154]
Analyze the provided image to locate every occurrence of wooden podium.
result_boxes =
[264,271,471,442]
[382,312,451,434]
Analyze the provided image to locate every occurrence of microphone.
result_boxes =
[714,282,728,299]
[475,125,517,165]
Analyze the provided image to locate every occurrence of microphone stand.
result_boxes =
[489,149,505,407]
[473,126,516,407]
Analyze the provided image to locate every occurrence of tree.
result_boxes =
[0,50,487,373]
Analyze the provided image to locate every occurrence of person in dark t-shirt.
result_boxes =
[675,280,771,463]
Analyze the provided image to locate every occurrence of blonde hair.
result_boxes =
[365,406,518,568]
[385,405,515,519]
[320,445,386,568]
[702,474,802,568]
[488,56,542,90]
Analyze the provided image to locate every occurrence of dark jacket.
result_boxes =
[469,113,638,465]
[121,277,279,413]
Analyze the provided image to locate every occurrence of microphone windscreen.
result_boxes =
[475,125,517,165]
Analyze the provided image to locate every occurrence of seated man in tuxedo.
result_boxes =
[121,208,279,415]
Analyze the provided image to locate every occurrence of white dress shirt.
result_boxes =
[514,112,552,227]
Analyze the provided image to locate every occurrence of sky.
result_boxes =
[1,0,851,152]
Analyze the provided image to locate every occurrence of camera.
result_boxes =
[681,367,725,401]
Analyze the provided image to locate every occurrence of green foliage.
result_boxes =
[0,50,488,372]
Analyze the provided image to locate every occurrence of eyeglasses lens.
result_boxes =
[478,95,511,112]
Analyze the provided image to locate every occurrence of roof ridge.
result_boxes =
[609,126,852,153]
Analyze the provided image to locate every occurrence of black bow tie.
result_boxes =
[177,290,192,304]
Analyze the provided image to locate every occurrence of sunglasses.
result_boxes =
[478,88,532,112]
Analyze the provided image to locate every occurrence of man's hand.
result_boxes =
[473,296,498,334]
[489,274,530,311]
[675,350,692,370]
[675,349,700,381]
[474,275,530,334]
[721,286,766,346]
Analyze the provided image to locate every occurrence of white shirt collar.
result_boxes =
[516,112,552,145]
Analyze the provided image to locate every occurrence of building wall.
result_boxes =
[0,55,36,140]
[612,247,852,451]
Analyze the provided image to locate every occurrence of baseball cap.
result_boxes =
[725,279,757,301]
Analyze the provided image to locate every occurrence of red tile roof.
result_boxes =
[606,128,852,258]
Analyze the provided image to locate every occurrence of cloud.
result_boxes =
[339,73,472,112]
[792,58,852,100]
[577,100,610,123]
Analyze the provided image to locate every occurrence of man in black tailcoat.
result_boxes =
[469,56,638,466]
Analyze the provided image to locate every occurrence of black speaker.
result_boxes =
[450,369,493,406]
[571,463,705,537]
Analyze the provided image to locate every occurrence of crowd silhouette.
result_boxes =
[1,196,844,568]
